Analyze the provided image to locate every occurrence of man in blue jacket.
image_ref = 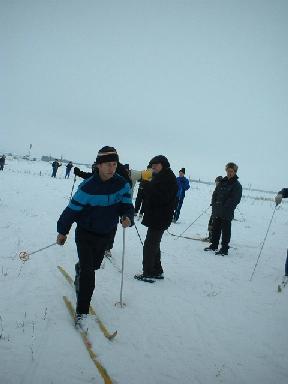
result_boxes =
[56,146,134,322]
[173,168,190,223]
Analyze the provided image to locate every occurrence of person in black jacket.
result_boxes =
[0,155,6,171]
[134,179,148,218]
[134,164,152,219]
[204,162,242,256]
[51,159,62,177]
[134,155,178,281]
[202,176,223,242]
[65,161,73,178]
[275,188,288,278]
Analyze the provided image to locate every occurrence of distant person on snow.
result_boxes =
[65,161,73,178]
[204,162,242,256]
[134,155,177,282]
[56,146,134,324]
[275,188,288,280]
[0,155,6,171]
[51,159,62,178]
[173,168,190,223]
[203,176,223,242]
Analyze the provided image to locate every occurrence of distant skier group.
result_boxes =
[51,159,74,178]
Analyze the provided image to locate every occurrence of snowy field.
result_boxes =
[0,157,287,384]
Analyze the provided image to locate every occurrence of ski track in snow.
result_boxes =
[0,158,288,384]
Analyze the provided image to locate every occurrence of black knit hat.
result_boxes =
[96,146,119,164]
[179,168,185,174]
[149,155,170,169]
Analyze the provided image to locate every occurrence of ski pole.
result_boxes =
[69,175,77,201]
[174,206,210,240]
[134,223,144,246]
[249,206,277,281]
[19,242,57,262]
[115,227,126,308]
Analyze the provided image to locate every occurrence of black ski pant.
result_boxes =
[75,227,111,314]
[173,197,184,222]
[211,217,231,252]
[143,228,164,276]
[207,215,214,241]
[105,225,117,251]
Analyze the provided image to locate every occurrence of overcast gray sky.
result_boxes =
[1,0,287,190]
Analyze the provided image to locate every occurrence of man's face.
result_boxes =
[151,163,163,174]
[179,171,184,177]
[97,161,117,181]
[226,168,236,179]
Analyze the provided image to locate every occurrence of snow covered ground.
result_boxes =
[0,157,287,384]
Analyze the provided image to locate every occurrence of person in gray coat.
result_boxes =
[204,162,242,255]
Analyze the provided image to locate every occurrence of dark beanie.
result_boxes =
[96,146,119,164]
[149,155,170,169]
[179,168,185,174]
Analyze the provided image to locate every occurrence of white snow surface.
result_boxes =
[0,158,287,384]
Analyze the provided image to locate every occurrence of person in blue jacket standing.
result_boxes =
[173,168,190,222]
[65,161,73,178]
[56,146,134,324]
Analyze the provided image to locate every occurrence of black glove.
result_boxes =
[74,167,81,176]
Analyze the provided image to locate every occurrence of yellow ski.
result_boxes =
[58,265,117,340]
[63,296,113,384]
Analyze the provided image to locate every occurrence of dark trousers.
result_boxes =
[105,225,117,250]
[75,227,111,314]
[143,228,164,276]
[173,198,184,221]
[211,217,231,252]
[207,215,214,241]
[0,164,4,171]
[135,187,144,214]
[65,171,71,178]
[51,169,57,177]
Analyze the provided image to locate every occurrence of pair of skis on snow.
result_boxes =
[166,229,209,242]
[58,265,116,384]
